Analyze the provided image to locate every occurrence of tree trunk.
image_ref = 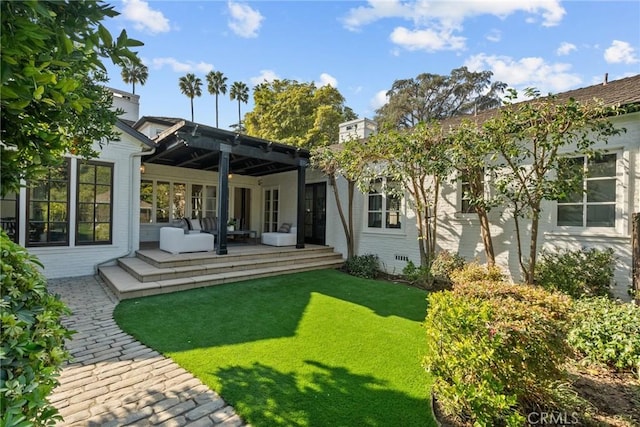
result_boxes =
[347,180,355,259]
[190,98,194,122]
[476,206,496,266]
[527,206,541,285]
[215,95,219,127]
[329,174,354,259]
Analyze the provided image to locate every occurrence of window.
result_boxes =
[557,154,617,227]
[0,191,19,242]
[263,187,279,232]
[77,161,113,244]
[190,184,216,220]
[27,160,70,246]
[368,178,402,229]
[172,182,186,219]
[156,181,170,223]
[140,180,153,223]
[459,169,484,214]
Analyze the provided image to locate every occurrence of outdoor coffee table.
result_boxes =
[227,229,258,244]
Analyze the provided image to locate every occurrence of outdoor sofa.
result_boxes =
[261,223,297,246]
[159,226,214,254]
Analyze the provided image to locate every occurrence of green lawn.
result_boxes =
[114,269,435,426]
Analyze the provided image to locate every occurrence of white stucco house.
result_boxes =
[1,75,638,300]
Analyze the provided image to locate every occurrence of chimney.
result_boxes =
[338,118,377,143]
[108,87,140,122]
[603,73,608,86]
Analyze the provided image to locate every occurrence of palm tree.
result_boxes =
[120,58,148,94]
[230,81,249,132]
[178,73,203,122]
[206,71,228,128]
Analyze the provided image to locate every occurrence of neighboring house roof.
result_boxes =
[115,119,156,148]
[442,74,640,128]
[132,116,185,129]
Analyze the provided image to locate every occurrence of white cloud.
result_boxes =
[370,89,389,110]
[604,40,639,64]
[486,29,501,43]
[316,73,338,88]
[342,1,564,53]
[122,0,170,34]
[228,1,264,38]
[464,53,582,95]
[556,42,577,56]
[390,26,465,51]
[250,69,280,85]
[152,57,213,74]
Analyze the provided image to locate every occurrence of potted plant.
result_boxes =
[227,218,237,231]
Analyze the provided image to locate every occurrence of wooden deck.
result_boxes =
[99,244,344,300]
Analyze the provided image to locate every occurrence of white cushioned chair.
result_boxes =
[261,225,297,247]
[160,226,214,254]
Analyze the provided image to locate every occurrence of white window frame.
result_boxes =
[263,186,280,232]
[555,152,620,230]
[365,177,403,232]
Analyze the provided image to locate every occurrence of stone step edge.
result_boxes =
[119,252,344,282]
[100,261,345,300]
[136,246,337,268]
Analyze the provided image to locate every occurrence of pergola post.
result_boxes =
[216,144,231,255]
[296,160,307,249]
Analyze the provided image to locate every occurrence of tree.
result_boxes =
[206,70,227,127]
[446,119,497,265]
[375,66,506,129]
[311,138,368,259]
[359,122,451,270]
[1,0,142,197]
[484,89,622,284]
[230,81,249,132]
[244,79,357,148]
[120,57,148,94]
[0,2,142,424]
[179,73,202,122]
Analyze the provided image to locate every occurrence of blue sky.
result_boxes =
[102,0,640,130]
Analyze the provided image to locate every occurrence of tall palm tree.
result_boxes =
[178,73,203,122]
[120,58,148,94]
[206,71,227,128]
[230,81,249,132]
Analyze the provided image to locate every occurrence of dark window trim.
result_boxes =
[76,160,114,245]
[26,158,71,247]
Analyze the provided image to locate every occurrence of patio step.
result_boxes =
[118,250,343,282]
[98,245,345,300]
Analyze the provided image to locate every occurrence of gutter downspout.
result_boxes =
[95,146,155,274]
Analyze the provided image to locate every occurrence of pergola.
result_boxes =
[141,119,311,255]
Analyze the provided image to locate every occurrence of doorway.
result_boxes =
[305,182,326,245]
[233,187,251,230]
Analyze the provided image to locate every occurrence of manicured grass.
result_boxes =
[114,269,435,426]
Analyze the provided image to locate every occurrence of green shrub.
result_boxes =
[344,253,379,279]
[402,260,430,287]
[535,248,614,298]
[430,251,465,285]
[568,297,640,377]
[1,231,73,426]
[423,281,573,426]
[449,261,504,285]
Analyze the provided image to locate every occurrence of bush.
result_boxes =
[430,251,465,285]
[423,281,573,426]
[344,253,379,279]
[1,231,73,426]
[449,261,504,285]
[568,297,640,377]
[402,260,430,288]
[535,248,614,298]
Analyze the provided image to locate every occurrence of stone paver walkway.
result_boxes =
[48,275,248,427]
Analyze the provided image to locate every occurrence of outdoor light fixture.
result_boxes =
[140,164,146,174]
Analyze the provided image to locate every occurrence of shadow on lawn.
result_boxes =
[214,360,435,427]
[117,270,428,352]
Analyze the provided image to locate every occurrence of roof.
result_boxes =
[137,117,311,177]
[115,119,155,148]
[442,74,640,128]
